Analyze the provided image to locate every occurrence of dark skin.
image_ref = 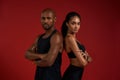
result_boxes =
[25,9,63,67]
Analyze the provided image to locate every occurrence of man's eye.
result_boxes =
[41,17,45,20]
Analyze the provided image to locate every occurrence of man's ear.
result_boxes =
[54,17,56,22]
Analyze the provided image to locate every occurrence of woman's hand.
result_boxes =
[84,51,92,63]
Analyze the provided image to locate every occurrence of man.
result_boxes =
[25,8,63,80]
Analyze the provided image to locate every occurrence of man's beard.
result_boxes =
[43,25,53,30]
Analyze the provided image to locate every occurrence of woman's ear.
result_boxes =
[66,22,68,26]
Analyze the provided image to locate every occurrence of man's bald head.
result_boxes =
[41,8,56,18]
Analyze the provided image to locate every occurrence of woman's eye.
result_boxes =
[71,22,75,25]
[78,22,80,25]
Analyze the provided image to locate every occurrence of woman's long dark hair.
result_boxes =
[61,12,81,48]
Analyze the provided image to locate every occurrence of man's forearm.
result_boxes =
[25,51,41,61]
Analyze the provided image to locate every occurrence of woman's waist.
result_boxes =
[69,58,85,68]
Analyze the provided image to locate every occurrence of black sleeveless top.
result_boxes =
[35,30,62,80]
[67,41,85,58]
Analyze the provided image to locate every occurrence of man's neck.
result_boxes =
[43,27,55,38]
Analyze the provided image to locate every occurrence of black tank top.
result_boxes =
[35,30,62,80]
[67,41,85,58]
[36,29,62,67]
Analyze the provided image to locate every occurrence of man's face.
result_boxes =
[41,11,56,30]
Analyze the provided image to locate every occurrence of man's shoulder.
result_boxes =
[53,30,62,38]
[51,30,62,41]
[55,30,61,36]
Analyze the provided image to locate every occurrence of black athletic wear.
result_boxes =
[68,41,85,58]
[35,30,62,80]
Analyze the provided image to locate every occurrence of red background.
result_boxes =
[0,0,120,80]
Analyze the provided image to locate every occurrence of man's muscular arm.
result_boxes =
[25,36,46,61]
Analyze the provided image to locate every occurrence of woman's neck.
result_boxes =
[67,32,76,38]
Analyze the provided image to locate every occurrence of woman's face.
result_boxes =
[66,16,80,34]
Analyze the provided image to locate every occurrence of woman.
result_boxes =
[61,12,92,80]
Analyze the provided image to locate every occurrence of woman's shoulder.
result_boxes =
[65,35,75,43]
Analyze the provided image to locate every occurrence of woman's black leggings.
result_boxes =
[62,64,84,80]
